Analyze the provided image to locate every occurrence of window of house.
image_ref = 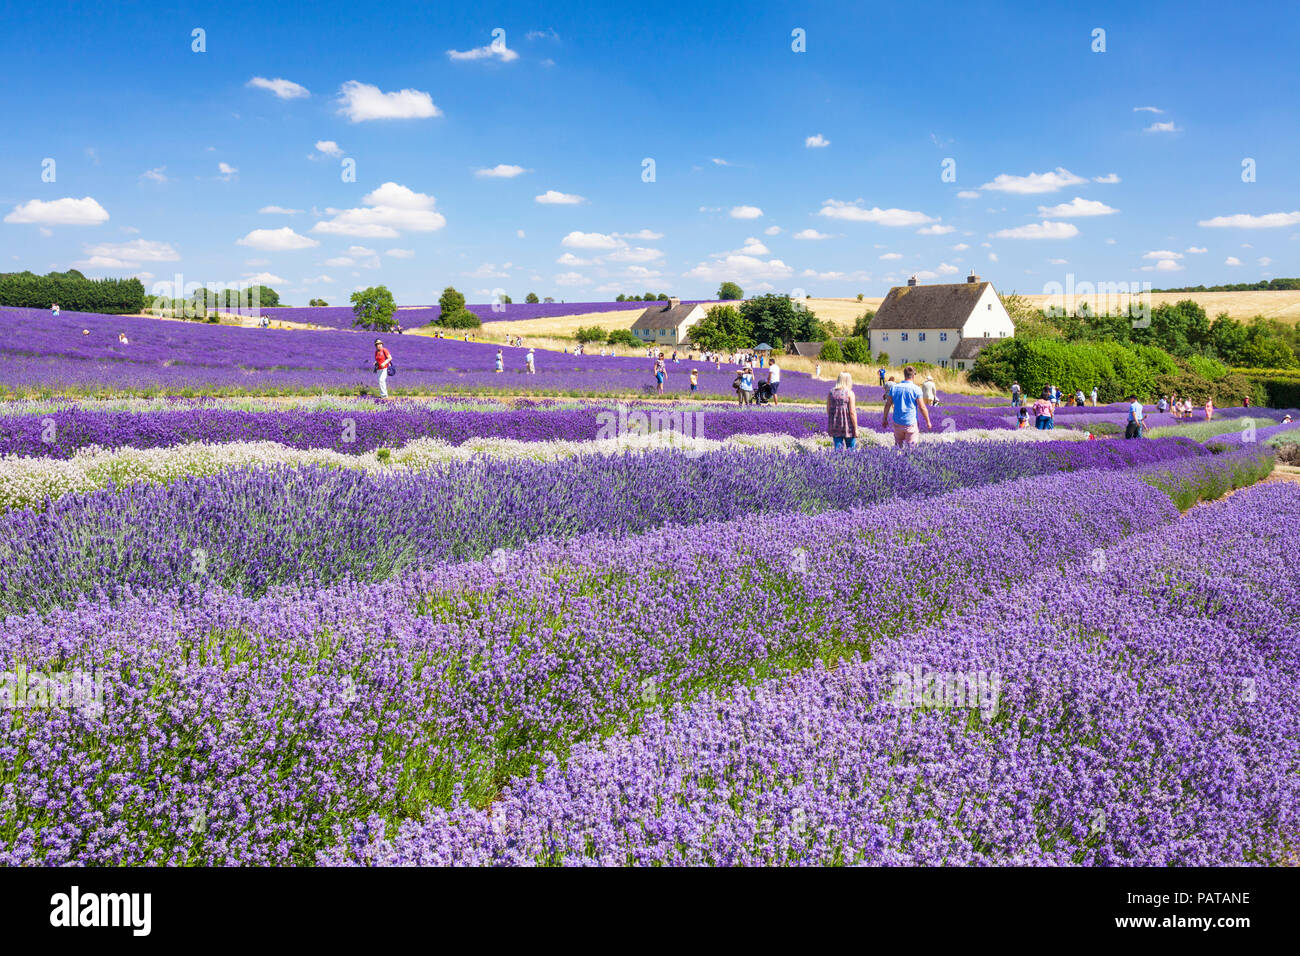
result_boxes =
[918,332,926,342]
[983,331,989,338]
[882,333,889,342]
[940,359,948,368]
[939,332,948,341]
[958,361,966,370]
[900,332,909,342]
[987,303,992,310]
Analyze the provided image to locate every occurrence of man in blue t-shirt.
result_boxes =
[1124,395,1145,439]
[881,365,933,446]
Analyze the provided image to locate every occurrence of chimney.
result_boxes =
[967,271,980,284]
[667,296,680,309]
[907,275,918,287]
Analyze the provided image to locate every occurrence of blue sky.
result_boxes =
[1,0,1297,305]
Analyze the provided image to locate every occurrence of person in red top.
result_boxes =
[374,338,392,398]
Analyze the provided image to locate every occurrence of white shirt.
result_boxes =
[769,366,781,382]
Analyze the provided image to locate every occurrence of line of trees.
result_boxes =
[0,270,145,314]
[615,292,670,302]
[1152,278,1300,293]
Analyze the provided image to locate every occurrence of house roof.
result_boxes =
[869,282,991,331]
[631,303,700,331]
[791,341,824,357]
[950,336,995,360]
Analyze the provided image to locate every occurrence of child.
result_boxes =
[495,349,503,373]
[1017,404,1029,429]
[689,369,698,394]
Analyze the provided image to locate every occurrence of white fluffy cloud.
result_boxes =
[1185,246,1207,254]
[990,221,1079,240]
[763,225,782,235]
[237,227,320,250]
[312,182,446,237]
[684,253,792,282]
[259,205,302,215]
[4,196,109,226]
[879,252,903,260]
[937,263,960,275]
[218,162,238,181]
[556,252,593,266]
[1141,259,1184,272]
[243,271,288,285]
[140,167,168,184]
[447,39,519,62]
[1198,211,1300,229]
[475,164,529,178]
[730,205,763,219]
[917,224,956,235]
[1143,250,1184,260]
[805,133,830,148]
[793,229,832,240]
[561,231,621,249]
[817,200,936,227]
[732,237,770,255]
[613,229,664,240]
[1225,256,1241,265]
[536,190,585,205]
[1037,197,1118,217]
[315,141,343,157]
[979,168,1087,194]
[606,246,664,263]
[554,271,591,286]
[336,81,441,122]
[247,77,310,99]
[385,248,414,258]
[952,243,969,251]
[80,239,179,266]
[1145,121,1179,133]
[1092,173,1121,183]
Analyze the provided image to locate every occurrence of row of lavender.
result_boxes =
[326,475,1298,866]
[221,300,721,330]
[0,450,1282,865]
[0,402,1019,459]
[1,306,838,399]
[0,439,1207,615]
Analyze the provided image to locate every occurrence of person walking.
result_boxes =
[373,338,393,398]
[826,372,859,450]
[878,366,887,388]
[1124,395,1145,439]
[1032,387,1055,430]
[51,303,60,318]
[689,368,698,394]
[1090,385,1098,406]
[767,359,781,405]
[1158,395,1169,414]
[815,363,821,379]
[495,349,504,373]
[1011,381,1021,407]
[1204,397,1214,421]
[1075,388,1085,407]
[526,348,536,374]
[881,365,932,446]
[654,357,666,395]
[922,374,938,407]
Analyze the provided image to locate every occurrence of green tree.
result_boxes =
[875,352,890,365]
[351,285,398,332]
[308,298,329,307]
[615,294,626,302]
[657,292,669,301]
[690,304,753,351]
[574,325,607,343]
[740,294,821,349]
[841,336,871,364]
[852,310,875,338]
[525,292,539,304]
[438,286,466,316]
[717,281,743,301]
[818,340,844,362]
[606,329,639,347]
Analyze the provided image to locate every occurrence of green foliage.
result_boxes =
[574,325,607,344]
[0,270,146,314]
[606,329,639,347]
[1230,368,1300,408]
[439,309,482,329]
[739,294,822,350]
[657,293,669,301]
[1152,278,1300,292]
[615,294,626,302]
[717,281,743,301]
[875,352,890,365]
[1185,354,1229,380]
[690,304,753,351]
[308,298,329,307]
[818,340,844,362]
[856,293,864,302]
[840,336,871,364]
[350,285,398,332]
[851,310,875,338]
[525,292,539,304]
[438,286,466,316]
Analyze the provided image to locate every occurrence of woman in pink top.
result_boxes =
[1204,398,1214,420]
[826,372,859,450]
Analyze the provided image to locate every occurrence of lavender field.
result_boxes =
[3,304,1299,870]
[221,299,720,330]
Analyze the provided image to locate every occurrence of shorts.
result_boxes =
[769,381,780,393]
[892,424,919,446]
[655,373,664,383]
[689,384,697,392]
[832,436,857,450]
